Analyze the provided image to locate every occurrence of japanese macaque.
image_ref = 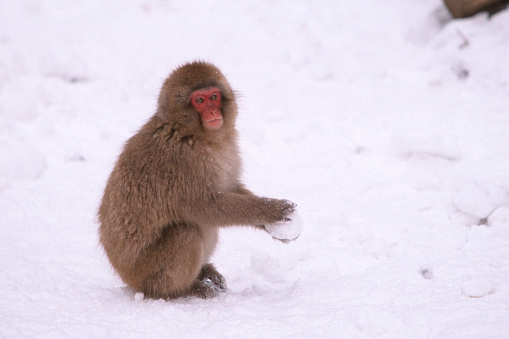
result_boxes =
[98,61,296,299]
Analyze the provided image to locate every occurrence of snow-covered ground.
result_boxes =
[1,0,509,337]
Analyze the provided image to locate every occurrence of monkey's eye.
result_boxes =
[210,95,217,100]
[195,98,204,104]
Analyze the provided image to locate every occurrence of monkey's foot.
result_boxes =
[197,263,227,292]
[203,273,227,292]
[265,211,303,242]
[189,276,227,299]
[189,280,221,299]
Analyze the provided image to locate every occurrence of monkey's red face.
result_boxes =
[190,87,223,130]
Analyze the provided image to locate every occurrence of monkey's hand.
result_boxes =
[264,210,303,242]
[262,198,297,222]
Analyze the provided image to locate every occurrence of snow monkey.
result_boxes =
[98,61,297,299]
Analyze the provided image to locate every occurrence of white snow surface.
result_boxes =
[1,1,509,338]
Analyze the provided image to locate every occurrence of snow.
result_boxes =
[1,0,509,337]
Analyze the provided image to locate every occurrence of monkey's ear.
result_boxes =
[155,99,170,121]
[155,84,183,121]
[155,107,167,120]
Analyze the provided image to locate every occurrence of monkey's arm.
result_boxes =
[184,192,295,228]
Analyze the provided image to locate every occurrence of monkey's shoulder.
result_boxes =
[115,118,241,188]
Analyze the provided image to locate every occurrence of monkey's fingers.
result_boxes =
[272,199,297,221]
[282,200,297,213]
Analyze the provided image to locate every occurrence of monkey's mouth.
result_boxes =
[204,118,223,130]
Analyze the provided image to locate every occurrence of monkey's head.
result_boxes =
[157,61,237,139]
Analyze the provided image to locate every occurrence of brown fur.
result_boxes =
[98,61,295,299]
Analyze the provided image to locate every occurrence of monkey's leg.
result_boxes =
[131,224,205,300]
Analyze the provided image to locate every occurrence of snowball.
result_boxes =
[134,292,145,301]
[265,211,303,242]
[461,277,496,298]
